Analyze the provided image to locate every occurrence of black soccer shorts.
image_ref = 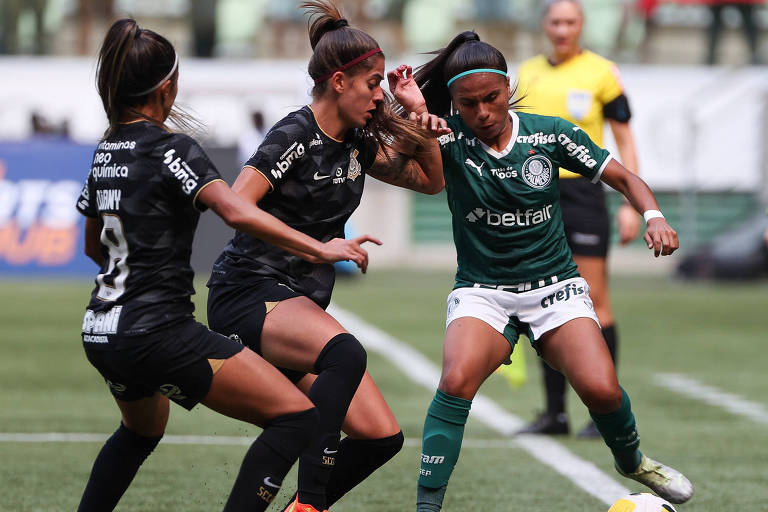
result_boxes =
[207,278,307,384]
[83,320,243,410]
[560,176,611,258]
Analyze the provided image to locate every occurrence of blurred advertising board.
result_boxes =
[0,139,93,275]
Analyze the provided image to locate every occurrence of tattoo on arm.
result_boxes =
[369,150,423,190]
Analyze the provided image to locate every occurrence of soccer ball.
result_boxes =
[608,493,677,512]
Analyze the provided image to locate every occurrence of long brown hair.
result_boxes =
[96,18,196,137]
[300,0,428,155]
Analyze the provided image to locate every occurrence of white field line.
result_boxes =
[327,304,629,505]
[655,373,768,425]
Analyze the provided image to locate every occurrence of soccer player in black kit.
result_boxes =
[75,19,374,512]
[206,2,449,511]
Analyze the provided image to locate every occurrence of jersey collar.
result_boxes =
[478,110,519,159]
[307,105,345,143]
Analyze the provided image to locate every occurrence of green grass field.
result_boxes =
[1,271,766,511]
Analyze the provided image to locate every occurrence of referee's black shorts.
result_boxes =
[207,278,307,384]
[560,176,611,258]
[83,319,243,410]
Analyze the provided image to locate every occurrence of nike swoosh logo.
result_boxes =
[314,171,331,180]
[263,476,281,488]
[323,448,338,455]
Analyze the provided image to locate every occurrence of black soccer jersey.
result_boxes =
[76,121,223,342]
[207,106,378,308]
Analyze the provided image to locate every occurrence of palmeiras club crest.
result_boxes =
[521,155,553,189]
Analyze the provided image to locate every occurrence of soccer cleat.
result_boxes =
[616,455,694,504]
[283,497,328,512]
[516,412,569,435]
[576,420,601,439]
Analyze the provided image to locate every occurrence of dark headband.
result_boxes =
[313,48,383,85]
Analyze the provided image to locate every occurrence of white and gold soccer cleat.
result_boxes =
[616,455,694,504]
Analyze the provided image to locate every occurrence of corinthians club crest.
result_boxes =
[521,155,553,189]
[347,149,361,181]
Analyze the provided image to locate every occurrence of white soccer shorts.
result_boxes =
[445,277,600,348]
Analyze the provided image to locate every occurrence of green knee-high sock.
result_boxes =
[590,387,643,473]
[416,389,471,512]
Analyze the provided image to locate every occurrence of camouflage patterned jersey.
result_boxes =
[207,106,378,308]
[76,121,223,341]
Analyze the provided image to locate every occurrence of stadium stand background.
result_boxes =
[1,0,766,275]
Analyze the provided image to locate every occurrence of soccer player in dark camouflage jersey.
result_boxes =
[392,32,693,510]
[206,2,449,512]
[74,19,374,512]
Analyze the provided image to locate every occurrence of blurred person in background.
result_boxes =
[237,110,266,166]
[395,29,692,512]
[0,0,47,54]
[706,0,763,65]
[515,0,642,438]
[30,111,70,139]
[206,2,448,511]
[74,17,389,512]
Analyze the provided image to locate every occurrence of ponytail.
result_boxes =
[96,18,198,137]
[414,31,520,117]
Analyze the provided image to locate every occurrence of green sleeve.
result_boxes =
[552,118,612,183]
[436,115,464,178]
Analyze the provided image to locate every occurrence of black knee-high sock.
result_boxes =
[602,324,618,365]
[223,407,319,512]
[297,334,367,509]
[325,432,404,506]
[282,431,404,510]
[77,423,162,512]
[541,360,567,416]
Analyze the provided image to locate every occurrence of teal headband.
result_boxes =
[446,68,507,87]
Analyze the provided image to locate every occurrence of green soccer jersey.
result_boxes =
[438,110,612,291]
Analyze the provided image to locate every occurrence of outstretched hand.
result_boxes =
[313,235,383,273]
[387,64,427,114]
[643,219,679,257]
[409,111,452,138]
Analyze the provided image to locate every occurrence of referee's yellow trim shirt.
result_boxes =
[517,50,624,178]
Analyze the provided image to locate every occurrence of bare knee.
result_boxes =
[438,367,479,400]
[121,418,167,438]
[578,381,622,414]
[344,408,400,438]
[119,398,169,438]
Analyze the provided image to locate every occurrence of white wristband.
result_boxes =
[643,210,664,223]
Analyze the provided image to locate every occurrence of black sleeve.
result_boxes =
[159,133,223,212]
[75,168,98,218]
[603,93,632,123]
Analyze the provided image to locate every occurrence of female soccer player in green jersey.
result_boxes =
[388,32,694,510]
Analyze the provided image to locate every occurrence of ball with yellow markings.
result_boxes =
[608,493,677,512]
